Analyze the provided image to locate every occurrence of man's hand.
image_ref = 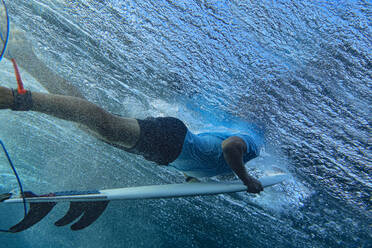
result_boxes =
[0,86,13,109]
[244,177,263,194]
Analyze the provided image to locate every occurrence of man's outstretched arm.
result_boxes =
[222,136,263,194]
[0,86,140,148]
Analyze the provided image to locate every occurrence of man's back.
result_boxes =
[170,130,262,178]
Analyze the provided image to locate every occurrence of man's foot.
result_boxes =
[3,27,37,67]
[0,193,11,202]
[0,86,13,109]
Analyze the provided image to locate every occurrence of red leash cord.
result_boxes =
[10,58,26,94]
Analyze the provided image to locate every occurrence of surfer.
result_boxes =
[0,30,263,194]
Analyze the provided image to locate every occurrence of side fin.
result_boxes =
[55,201,109,230]
[9,192,56,233]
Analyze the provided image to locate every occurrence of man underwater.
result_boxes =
[0,30,263,194]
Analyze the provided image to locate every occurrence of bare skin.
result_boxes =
[4,27,83,98]
[222,136,263,193]
[0,27,263,193]
[0,87,140,149]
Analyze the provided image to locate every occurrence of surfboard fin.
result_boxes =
[6,191,110,232]
[9,192,57,233]
[55,201,109,230]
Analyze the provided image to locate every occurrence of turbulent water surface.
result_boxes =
[0,0,371,247]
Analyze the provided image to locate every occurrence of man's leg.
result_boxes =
[0,86,140,149]
[0,26,141,148]
[1,24,142,148]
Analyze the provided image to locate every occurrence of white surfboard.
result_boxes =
[0,174,287,233]
[3,174,287,204]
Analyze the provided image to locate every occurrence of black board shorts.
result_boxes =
[125,117,188,165]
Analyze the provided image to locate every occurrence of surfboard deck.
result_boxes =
[0,174,287,232]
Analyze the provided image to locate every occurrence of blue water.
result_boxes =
[0,0,371,247]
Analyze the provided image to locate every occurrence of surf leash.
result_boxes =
[0,140,28,233]
[10,58,26,94]
[0,0,9,62]
[0,0,29,233]
[0,0,26,95]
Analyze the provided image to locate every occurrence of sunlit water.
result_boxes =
[0,1,370,247]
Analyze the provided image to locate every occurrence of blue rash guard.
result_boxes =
[170,130,264,178]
